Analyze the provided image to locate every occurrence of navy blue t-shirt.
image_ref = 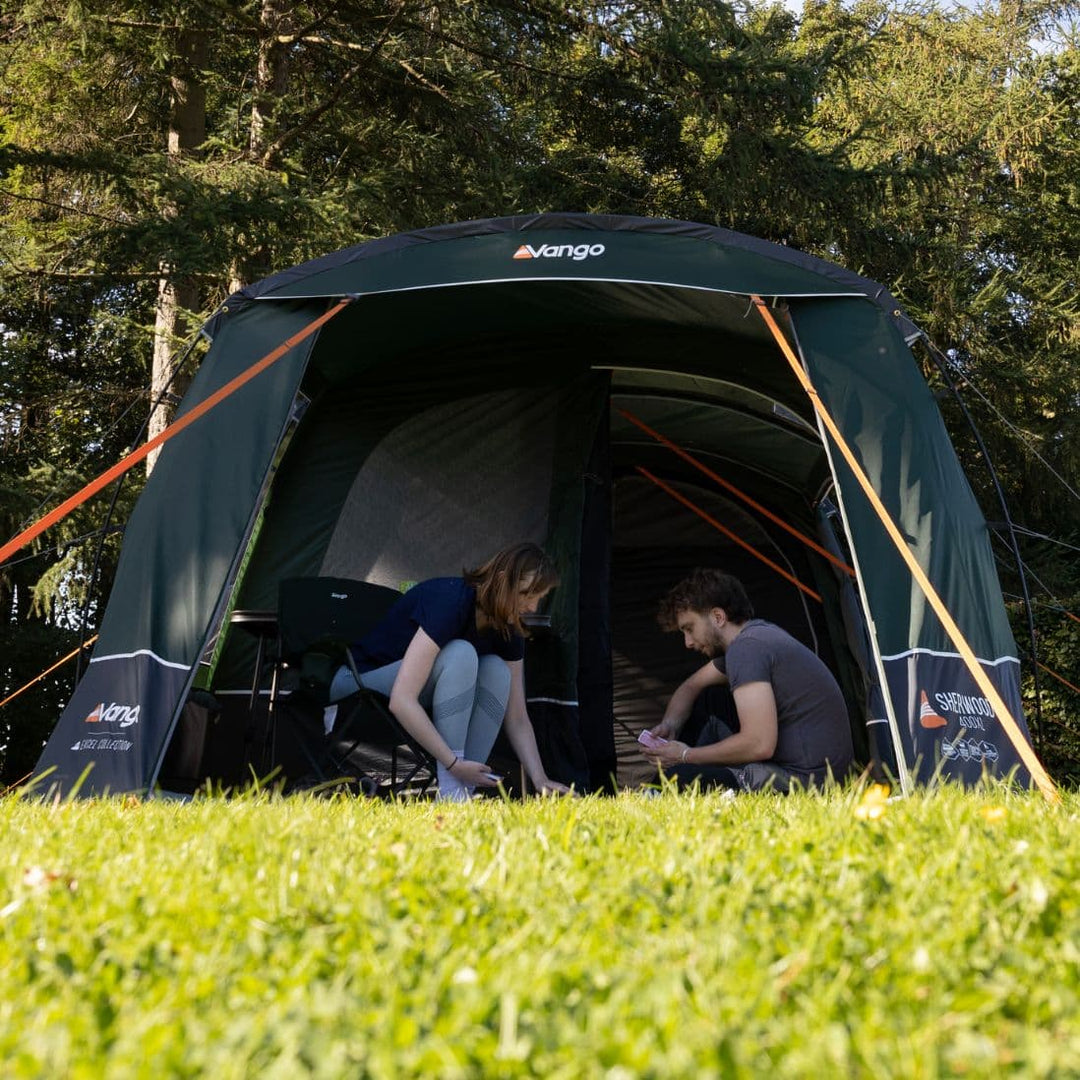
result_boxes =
[349,577,525,673]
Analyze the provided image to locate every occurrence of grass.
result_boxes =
[1,783,1078,1078]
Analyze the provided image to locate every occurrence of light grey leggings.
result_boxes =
[330,639,511,762]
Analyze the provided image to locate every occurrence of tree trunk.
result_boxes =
[251,0,291,163]
[229,0,292,295]
[148,28,207,474]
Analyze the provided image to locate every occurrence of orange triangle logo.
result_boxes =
[918,690,947,729]
[512,245,533,260]
[84,703,102,724]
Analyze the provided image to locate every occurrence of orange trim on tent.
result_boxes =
[751,294,1057,803]
[635,466,822,603]
[619,408,855,578]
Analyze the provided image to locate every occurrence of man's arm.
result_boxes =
[650,661,728,740]
[647,680,778,768]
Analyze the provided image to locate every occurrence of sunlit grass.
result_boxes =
[2,783,1077,1077]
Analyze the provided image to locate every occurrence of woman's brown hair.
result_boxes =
[465,542,559,638]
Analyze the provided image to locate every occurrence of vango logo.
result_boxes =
[84,702,141,727]
[513,242,606,262]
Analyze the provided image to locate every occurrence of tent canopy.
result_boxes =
[35,214,1033,796]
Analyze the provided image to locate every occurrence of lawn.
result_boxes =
[2,783,1077,1078]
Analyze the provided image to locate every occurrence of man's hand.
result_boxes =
[649,662,727,745]
[647,719,680,742]
[641,739,690,767]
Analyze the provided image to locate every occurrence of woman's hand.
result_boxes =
[532,775,573,796]
[450,758,502,789]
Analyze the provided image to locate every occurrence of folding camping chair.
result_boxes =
[271,576,438,796]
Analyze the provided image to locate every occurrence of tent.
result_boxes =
[34,213,1040,796]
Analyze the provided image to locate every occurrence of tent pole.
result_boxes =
[821,449,913,795]
[619,408,855,577]
[778,324,913,794]
[751,295,1057,803]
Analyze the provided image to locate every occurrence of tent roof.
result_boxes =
[208,213,923,512]
[230,212,920,340]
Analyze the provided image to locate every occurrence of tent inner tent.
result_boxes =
[34,214,1038,796]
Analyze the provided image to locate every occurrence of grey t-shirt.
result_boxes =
[713,620,854,781]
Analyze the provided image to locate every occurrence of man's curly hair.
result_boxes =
[657,569,755,630]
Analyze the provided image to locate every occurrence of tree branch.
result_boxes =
[260,0,409,167]
[0,187,128,224]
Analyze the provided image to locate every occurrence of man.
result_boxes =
[640,569,854,792]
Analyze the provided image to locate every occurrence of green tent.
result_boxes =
[35,214,1038,796]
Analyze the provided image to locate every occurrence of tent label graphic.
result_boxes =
[920,687,999,732]
[69,737,135,753]
[918,691,948,729]
[83,702,141,727]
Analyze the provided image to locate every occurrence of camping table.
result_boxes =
[230,609,280,772]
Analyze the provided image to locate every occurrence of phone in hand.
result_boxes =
[637,730,669,750]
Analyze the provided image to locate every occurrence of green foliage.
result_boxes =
[1,786,1078,1075]
[1010,598,1080,785]
[798,2,1080,573]
[0,623,87,783]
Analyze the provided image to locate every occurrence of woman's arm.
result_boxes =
[501,660,572,795]
[386,627,449,761]
[386,628,499,789]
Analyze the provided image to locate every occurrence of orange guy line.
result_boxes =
[619,408,855,577]
[1037,662,1080,698]
[0,634,99,711]
[0,297,355,568]
[751,294,1057,803]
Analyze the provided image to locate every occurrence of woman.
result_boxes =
[329,542,570,800]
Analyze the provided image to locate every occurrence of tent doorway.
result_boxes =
[597,385,876,792]
[185,363,879,795]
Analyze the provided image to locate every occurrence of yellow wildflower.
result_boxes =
[854,784,890,820]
